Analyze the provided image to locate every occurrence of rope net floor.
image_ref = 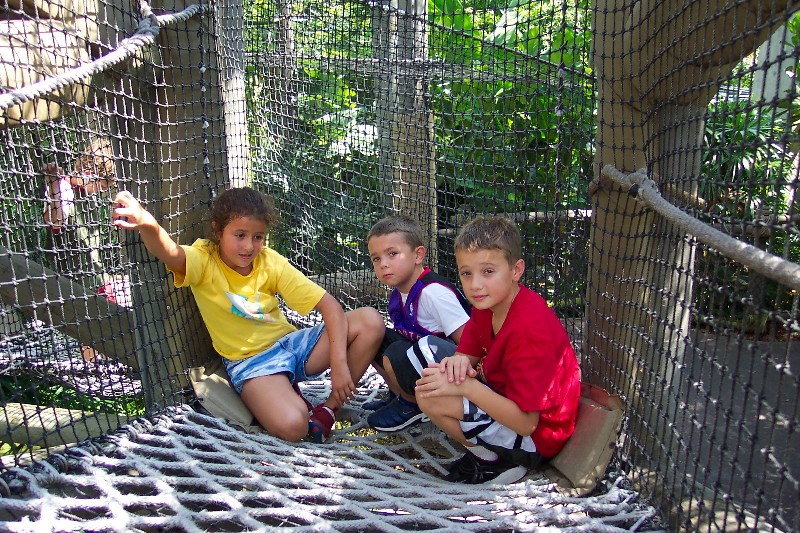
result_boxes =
[0,379,662,532]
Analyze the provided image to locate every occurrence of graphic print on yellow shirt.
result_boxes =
[226,291,277,322]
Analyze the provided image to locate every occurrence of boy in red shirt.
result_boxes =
[415,216,581,484]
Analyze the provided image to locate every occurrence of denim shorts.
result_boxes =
[223,324,326,393]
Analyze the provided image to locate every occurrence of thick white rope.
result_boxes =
[0,1,204,112]
[601,164,800,291]
[0,383,661,532]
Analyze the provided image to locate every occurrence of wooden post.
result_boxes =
[588,0,800,526]
[372,0,438,266]
[217,0,251,186]
[111,0,233,410]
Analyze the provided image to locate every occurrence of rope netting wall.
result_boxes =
[0,0,216,439]
[0,0,795,531]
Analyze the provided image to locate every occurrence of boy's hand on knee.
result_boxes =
[416,365,461,398]
[439,355,476,385]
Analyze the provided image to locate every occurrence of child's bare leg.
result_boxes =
[416,394,471,446]
[340,306,384,391]
[306,306,384,409]
[383,357,417,403]
[371,358,396,392]
[240,374,310,441]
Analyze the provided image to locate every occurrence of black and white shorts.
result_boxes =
[384,334,458,395]
[460,393,544,469]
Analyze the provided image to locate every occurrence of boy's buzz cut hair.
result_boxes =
[367,215,425,249]
[454,215,522,265]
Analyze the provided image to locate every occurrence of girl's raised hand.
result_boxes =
[110,191,187,277]
[112,191,150,229]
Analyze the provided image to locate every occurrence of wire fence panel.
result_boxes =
[0,0,795,530]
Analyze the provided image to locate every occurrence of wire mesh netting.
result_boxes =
[0,0,796,531]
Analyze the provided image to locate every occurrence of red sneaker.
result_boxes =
[308,404,337,443]
[293,383,313,412]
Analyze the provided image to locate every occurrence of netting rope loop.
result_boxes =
[0,1,205,113]
[601,164,800,291]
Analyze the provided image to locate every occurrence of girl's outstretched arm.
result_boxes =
[112,191,187,276]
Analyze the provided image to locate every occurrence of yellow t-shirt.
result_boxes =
[170,239,326,360]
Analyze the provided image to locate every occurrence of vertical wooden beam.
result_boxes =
[112,0,233,410]
[372,0,438,266]
[588,0,800,526]
[217,0,251,186]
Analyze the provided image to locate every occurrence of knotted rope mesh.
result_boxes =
[0,385,661,532]
[0,0,797,531]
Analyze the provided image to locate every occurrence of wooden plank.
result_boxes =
[440,210,593,237]
[0,403,128,450]
[0,246,139,372]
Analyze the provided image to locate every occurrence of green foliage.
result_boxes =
[698,99,799,328]
[429,0,593,75]
[247,0,596,287]
[0,370,142,457]
[427,0,594,311]
[0,374,144,417]
[703,101,796,255]
[0,441,41,458]
[433,80,593,214]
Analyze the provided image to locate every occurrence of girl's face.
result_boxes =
[456,248,523,315]
[215,216,267,276]
[368,232,425,293]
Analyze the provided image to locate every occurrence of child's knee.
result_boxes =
[416,393,434,413]
[381,357,402,387]
[265,409,309,442]
[348,307,386,348]
[249,395,310,442]
[350,307,384,338]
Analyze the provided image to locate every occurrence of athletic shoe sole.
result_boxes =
[369,411,430,432]
[482,465,527,485]
[444,453,528,485]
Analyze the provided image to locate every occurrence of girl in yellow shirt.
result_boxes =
[113,187,384,442]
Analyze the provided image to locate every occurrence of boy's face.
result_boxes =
[456,248,523,313]
[368,233,425,293]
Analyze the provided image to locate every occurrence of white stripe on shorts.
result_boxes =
[459,397,537,454]
[407,335,439,377]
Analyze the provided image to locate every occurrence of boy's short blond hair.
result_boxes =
[454,215,522,265]
[367,215,425,249]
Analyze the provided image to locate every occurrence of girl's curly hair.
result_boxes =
[209,187,279,243]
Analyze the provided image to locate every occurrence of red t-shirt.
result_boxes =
[457,284,581,457]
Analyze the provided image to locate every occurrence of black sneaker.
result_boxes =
[443,453,527,484]
[362,391,397,411]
